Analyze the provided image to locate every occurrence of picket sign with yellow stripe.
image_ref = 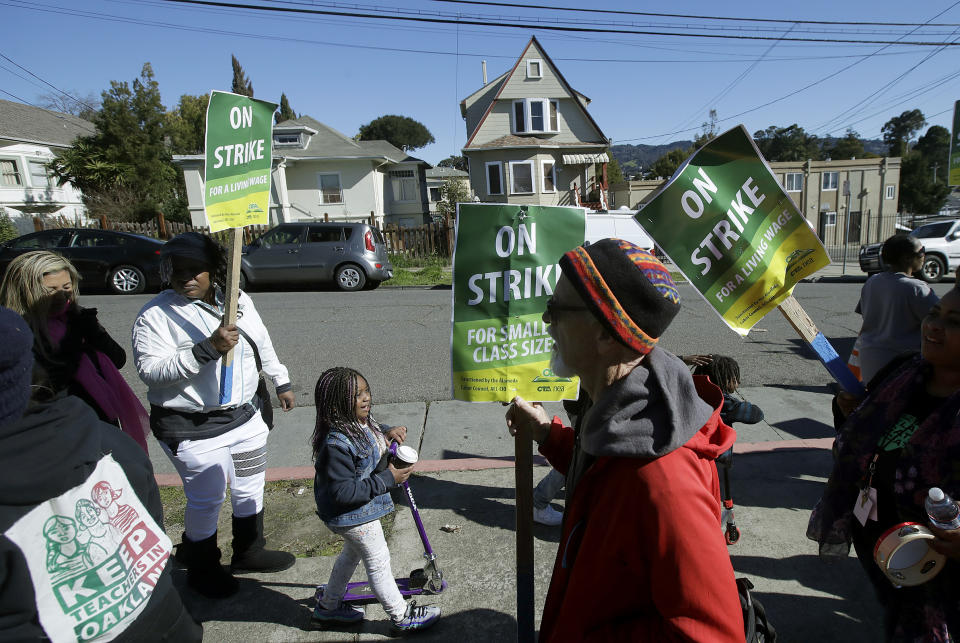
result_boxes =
[637,125,864,395]
[203,90,277,403]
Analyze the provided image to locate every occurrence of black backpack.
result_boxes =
[737,577,777,643]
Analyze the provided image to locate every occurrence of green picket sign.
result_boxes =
[636,125,830,336]
[451,203,585,402]
[204,91,277,232]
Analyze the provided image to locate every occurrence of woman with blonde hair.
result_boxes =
[0,250,149,452]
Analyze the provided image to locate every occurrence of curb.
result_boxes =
[153,438,834,487]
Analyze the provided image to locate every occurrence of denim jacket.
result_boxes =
[314,425,396,527]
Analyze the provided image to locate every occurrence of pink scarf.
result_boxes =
[47,310,150,454]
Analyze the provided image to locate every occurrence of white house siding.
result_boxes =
[283,160,379,222]
[469,149,583,206]
[0,142,86,232]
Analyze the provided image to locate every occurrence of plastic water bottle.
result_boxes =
[925,487,960,530]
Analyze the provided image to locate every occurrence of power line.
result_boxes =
[4,1,940,67]
[157,0,960,45]
[429,0,960,28]
[263,0,959,37]
[0,51,99,113]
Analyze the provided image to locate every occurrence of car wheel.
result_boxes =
[335,264,366,291]
[109,265,146,294]
[920,255,946,283]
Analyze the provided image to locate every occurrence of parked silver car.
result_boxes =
[859,219,960,282]
[240,222,393,291]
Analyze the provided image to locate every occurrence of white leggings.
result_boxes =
[321,519,406,621]
[159,412,269,541]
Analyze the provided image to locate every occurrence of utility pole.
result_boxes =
[932,162,940,183]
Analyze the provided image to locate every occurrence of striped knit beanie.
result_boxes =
[559,238,680,355]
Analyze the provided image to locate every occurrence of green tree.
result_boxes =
[693,109,719,148]
[275,92,296,123]
[358,115,435,151]
[0,208,17,243]
[882,109,925,157]
[899,125,951,214]
[753,124,820,162]
[49,63,184,222]
[437,155,467,171]
[166,93,209,154]
[826,128,865,160]
[607,157,625,184]
[437,177,471,224]
[649,147,691,179]
[231,54,254,97]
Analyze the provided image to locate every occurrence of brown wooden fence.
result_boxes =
[33,213,454,258]
[382,222,453,259]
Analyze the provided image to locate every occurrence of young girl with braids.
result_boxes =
[311,367,442,633]
[693,355,764,427]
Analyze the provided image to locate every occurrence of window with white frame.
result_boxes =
[28,161,49,188]
[0,160,22,186]
[822,171,839,191]
[784,173,803,192]
[885,184,895,200]
[541,160,556,192]
[318,173,343,204]
[486,162,503,195]
[822,211,837,226]
[273,133,301,147]
[390,169,418,202]
[511,99,560,134]
[510,161,535,194]
[526,59,542,79]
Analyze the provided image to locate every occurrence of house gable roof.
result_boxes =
[462,36,607,150]
[0,99,95,148]
[274,115,424,164]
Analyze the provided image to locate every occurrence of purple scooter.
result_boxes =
[314,443,447,605]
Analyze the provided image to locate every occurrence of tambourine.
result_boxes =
[873,522,945,587]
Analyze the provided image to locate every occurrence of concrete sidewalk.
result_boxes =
[154,383,884,642]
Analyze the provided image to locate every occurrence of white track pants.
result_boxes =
[320,519,407,621]
[160,412,269,541]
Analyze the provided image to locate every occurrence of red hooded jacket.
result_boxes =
[537,353,743,643]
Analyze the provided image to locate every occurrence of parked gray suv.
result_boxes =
[240,222,393,291]
[859,219,960,282]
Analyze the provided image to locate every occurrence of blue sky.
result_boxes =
[4,0,960,165]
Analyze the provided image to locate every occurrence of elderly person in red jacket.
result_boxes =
[506,239,743,642]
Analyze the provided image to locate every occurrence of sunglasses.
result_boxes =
[545,297,587,319]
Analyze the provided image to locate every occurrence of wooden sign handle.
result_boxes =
[777,295,865,396]
[219,227,244,405]
[515,431,535,643]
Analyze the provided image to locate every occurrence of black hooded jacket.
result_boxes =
[0,395,185,641]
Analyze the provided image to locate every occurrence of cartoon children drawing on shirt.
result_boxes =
[91,481,139,533]
[75,498,120,566]
[43,515,86,576]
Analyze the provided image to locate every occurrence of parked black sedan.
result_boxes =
[0,228,164,294]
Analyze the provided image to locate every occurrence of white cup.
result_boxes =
[392,445,418,469]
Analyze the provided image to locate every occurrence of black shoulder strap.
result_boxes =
[196,304,262,372]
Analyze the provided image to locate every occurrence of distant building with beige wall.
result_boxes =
[610,157,901,252]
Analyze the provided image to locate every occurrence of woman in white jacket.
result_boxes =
[132,232,295,598]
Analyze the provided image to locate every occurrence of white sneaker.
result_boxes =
[533,504,563,526]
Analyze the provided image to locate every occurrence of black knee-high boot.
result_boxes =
[230,511,295,573]
[178,532,239,598]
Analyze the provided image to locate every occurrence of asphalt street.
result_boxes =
[86,278,957,408]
